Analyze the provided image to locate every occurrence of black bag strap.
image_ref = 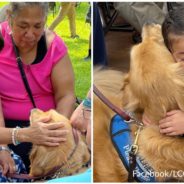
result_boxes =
[0,25,4,51]
[11,36,36,108]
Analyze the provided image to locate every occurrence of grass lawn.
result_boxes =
[0,2,91,99]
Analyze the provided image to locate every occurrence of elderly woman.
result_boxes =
[0,2,75,181]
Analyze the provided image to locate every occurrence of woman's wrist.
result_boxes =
[16,127,30,143]
[11,126,21,145]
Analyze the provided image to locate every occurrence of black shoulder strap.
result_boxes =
[0,25,4,51]
[11,36,36,108]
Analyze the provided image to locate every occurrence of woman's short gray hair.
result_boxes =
[9,2,49,18]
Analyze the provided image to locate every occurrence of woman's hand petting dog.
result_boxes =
[0,151,16,176]
[18,116,69,147]
[159,110,184,136]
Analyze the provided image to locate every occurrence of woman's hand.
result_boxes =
[19,116,69,146]
[0,151,16,176]
[159,110,184,136]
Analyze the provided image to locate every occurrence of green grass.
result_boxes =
[0,2,91,99]
[47,3,91,99]
[0,2,7,6]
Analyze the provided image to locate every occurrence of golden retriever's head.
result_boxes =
[122,23,184,123]
[29,109,90,177]
[142,23,163,43]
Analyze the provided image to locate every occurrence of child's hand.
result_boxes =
[159,110,184,136]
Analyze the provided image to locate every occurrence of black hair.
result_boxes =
[162,6,184,51]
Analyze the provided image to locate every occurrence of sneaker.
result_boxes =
[71,35,79,39]
[84,55,91,61]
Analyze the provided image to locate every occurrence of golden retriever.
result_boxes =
[29,109,90,179]
[94,23,184,182]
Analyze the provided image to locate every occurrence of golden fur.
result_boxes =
[94,24,184,182]
[29,109,90,178]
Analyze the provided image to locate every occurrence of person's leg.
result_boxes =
[67,3,78,38]
[49,2,72,31]
[114,2,165,33]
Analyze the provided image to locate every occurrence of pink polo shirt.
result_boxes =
[0,21,67,120]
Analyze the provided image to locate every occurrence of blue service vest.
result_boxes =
[110,115,156,182]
